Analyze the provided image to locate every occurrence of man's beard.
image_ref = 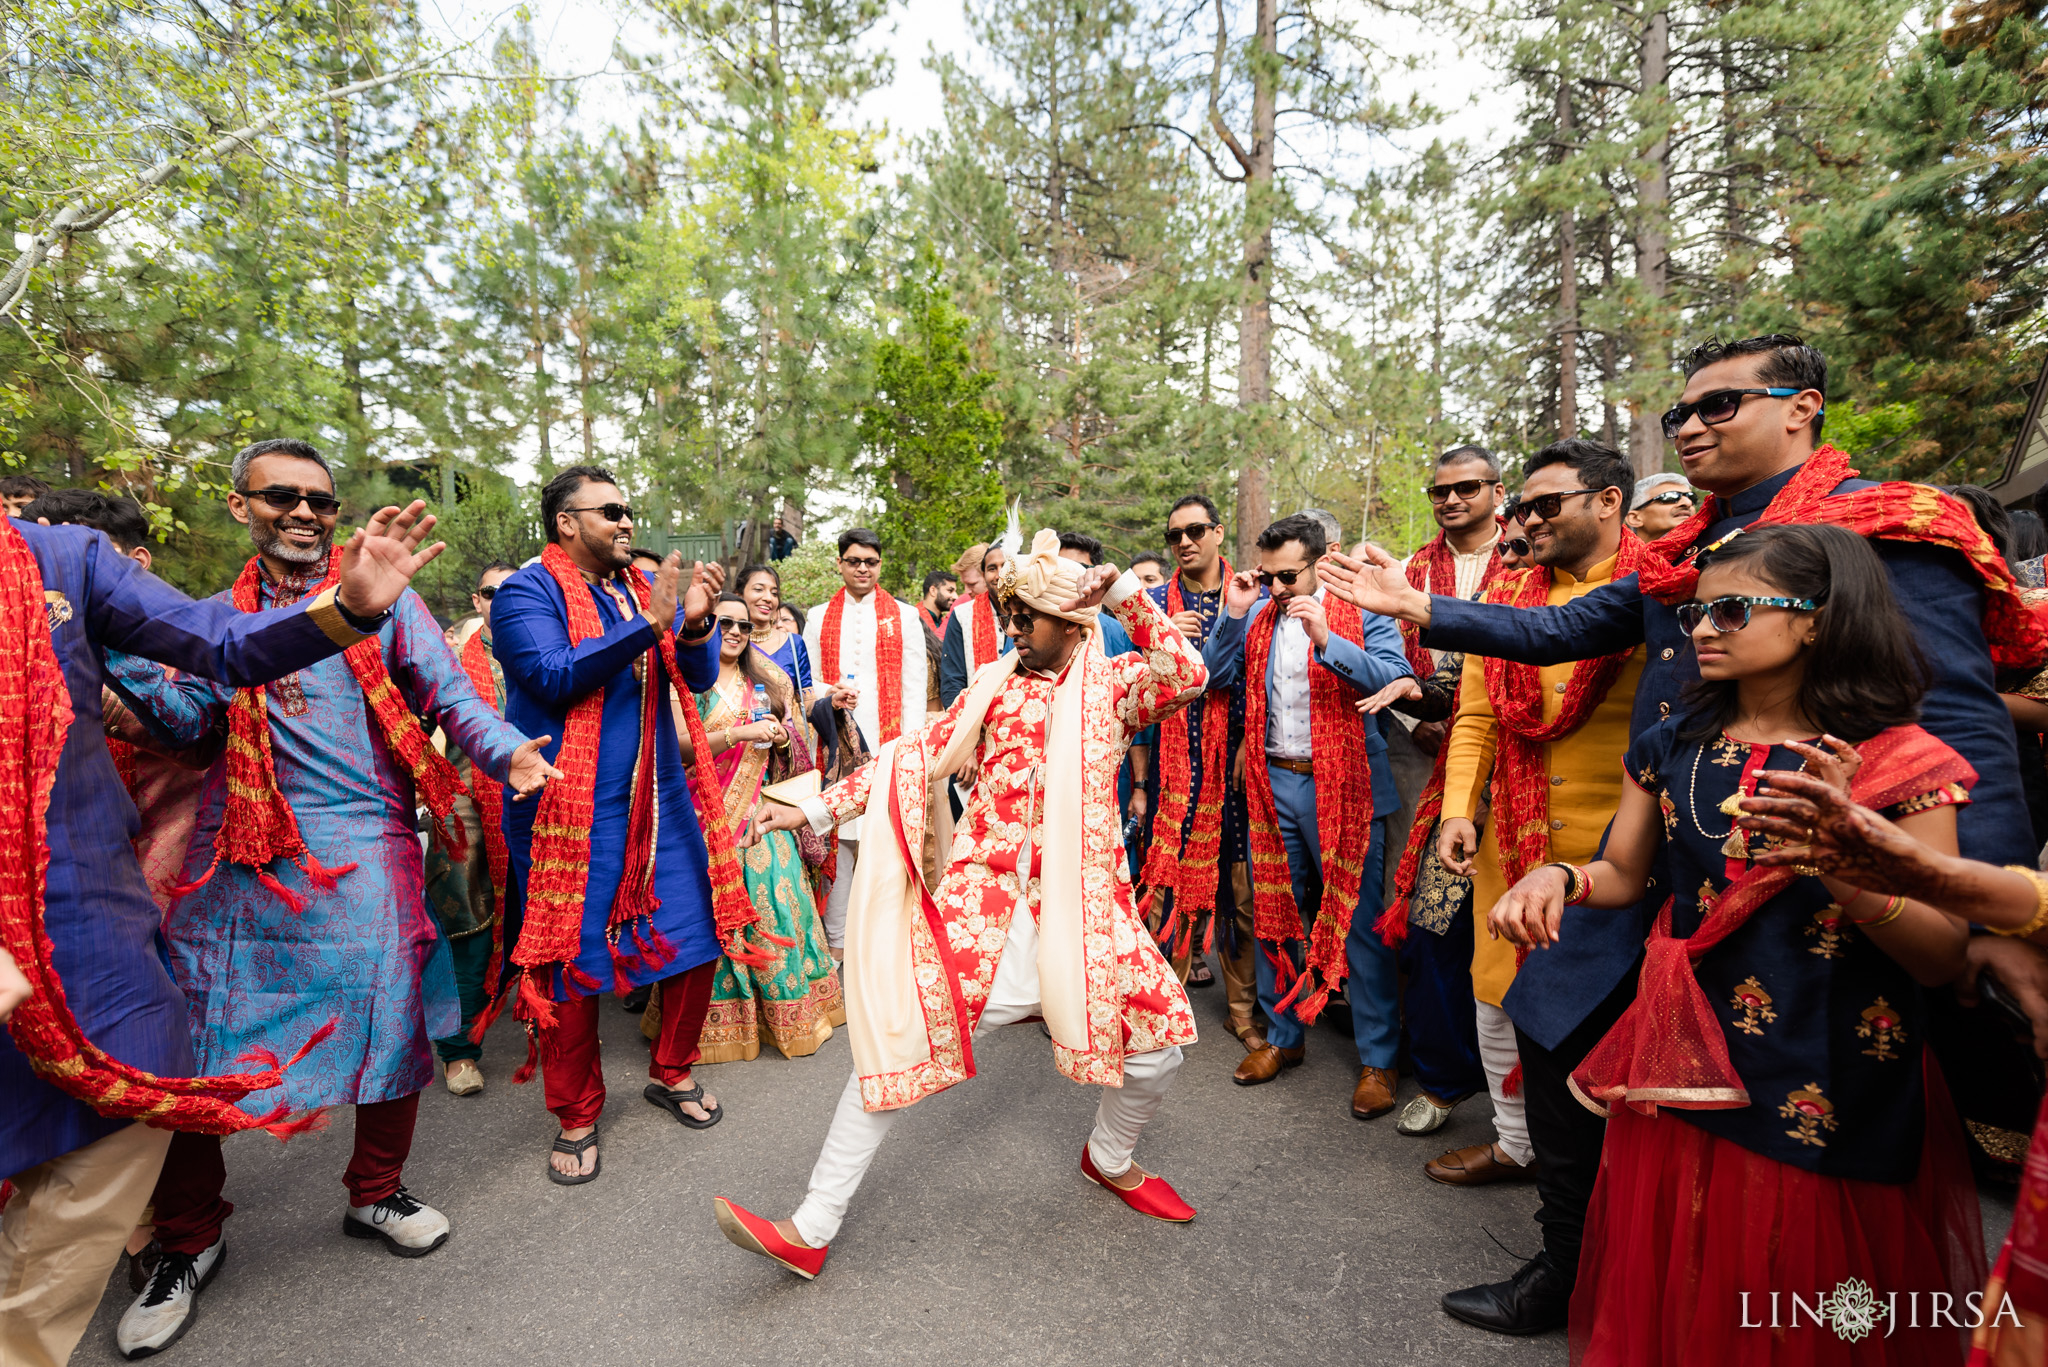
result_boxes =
[253,518,331,566]
[579,522,630,570]
[1534,518,1599,570]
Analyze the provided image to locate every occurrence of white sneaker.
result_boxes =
[342,1186,450,1257]
[444,1058,483,1096]
[116,1237,224,1359]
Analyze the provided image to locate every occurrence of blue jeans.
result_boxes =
[1253,765,1397,1067]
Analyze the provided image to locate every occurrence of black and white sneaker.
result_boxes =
[115,1237,224,1359]
[342,1185,450,1257]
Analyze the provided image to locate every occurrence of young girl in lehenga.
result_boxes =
[643,594,845,1066]
[1488,523,1987,1365]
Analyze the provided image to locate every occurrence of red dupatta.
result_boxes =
[1240,592,1376,1022]
[1142,563,1233,934]
[1570,723,1975,1118]
[818,587,906,744]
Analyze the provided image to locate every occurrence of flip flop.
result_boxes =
[645,1080,723,1129]
[546,1130,601,1185]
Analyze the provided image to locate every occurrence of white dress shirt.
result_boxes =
[1264,586,1324,761]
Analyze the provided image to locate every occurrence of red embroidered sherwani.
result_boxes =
[808,578,1208,1104]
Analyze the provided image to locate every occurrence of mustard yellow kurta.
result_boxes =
[1442,552,1644,1006]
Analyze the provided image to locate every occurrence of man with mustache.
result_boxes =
[116,439,558,1359]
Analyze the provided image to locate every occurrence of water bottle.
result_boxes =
[749,683,773,749]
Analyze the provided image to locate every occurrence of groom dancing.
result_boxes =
[716,530,1210,1278]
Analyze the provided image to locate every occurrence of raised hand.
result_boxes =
[507,735,567,801]
[1319,546,1432,626]
[647,552,684,632]
[1284,592,1330,649]
[336,501,446,619]
[1222,569,1261,617]
[1057,563,1120,614]
[682,559,727,627]
[1488,864,1570,948]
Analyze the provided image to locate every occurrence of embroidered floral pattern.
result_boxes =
[1856,997,1906,1061]
[1729,975,1777,1036]
[1806,905,1848,959]
[1780,1083,1838,1147]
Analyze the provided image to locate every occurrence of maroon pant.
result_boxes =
[541,961,716,1130]
[150,1092,421,1254]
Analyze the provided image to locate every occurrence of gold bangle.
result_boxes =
[1991,866,2048,937]
[1849,893,1906,929]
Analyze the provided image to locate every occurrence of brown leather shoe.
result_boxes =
[1425,1141,1539,1186]
[1350,1065,1397,1119]
[1228,1014,1267,1053]
[1232,1044,1304,1085]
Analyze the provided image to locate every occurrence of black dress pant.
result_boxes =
[1512,962,1639,1282]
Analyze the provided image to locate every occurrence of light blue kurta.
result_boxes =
[130,583,524,1113]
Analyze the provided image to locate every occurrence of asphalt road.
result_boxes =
[76,980,2016,1367]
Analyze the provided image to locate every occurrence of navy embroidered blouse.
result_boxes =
[1621,718,1971,1184]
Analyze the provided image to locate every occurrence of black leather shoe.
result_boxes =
[621,983,651,1015]
[1440,1251,1572,1335]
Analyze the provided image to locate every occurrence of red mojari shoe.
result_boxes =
[1080,1146,1196,1223]
[713,1197,828,1279]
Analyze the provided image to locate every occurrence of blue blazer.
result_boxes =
[1204,593,1415,817]
[1424,465,2033,1049]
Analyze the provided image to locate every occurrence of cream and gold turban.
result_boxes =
[993,528,1099,626]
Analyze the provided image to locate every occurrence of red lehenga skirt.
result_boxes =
[1572,1059,1986,1366]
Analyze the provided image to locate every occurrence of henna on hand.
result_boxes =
[1735,770,1957,904]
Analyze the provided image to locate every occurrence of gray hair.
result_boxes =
[230,438,331,492]
[1631,472,1691,510]
[1302,508,1345,550]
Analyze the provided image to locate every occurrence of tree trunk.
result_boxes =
[1628,2,1671,476]
[1235,0,1278,561]
[1556,80,1579,439]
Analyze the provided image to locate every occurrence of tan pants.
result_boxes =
[1158,864,1262,1047]
[1,1121,172,1367]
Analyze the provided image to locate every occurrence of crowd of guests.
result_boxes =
[8,330,2048,1364]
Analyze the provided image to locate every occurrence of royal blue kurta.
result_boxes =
[3,520,378,1178]
[489,564,724,998]
[128,584,526,1115]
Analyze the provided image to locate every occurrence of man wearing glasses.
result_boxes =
[803,528,929,956]
[1625,473,1695,540]
[1322,334,2037,1336]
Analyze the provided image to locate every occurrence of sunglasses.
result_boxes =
[563,502,634,524]
[1004,608,1040,633]
[475,585,498,601]
[1256,568,1306,587]
[1659,387,1806,440]
[1497,536,1531,559]
[1163,521,1221,545]
[1640,490,1694,509]
[840,555,881,569]
[1424,478,1500,504]
[1510,489,1603,523]
[1675,594,1819,634]
[244,486,341,516]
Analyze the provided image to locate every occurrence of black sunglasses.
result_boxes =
[1675,594,1820,634]
[840,554,881,569]
[244,486,341,516]
[1256,568,1306,587]
[1640,490,1694,508]
[1659,387,1806,440]
[1510,489,1603,523]
[1004,608,1040,633]
[563,502,634,524]
[1424,478,1500,504]
[475,585,498,601]
[1497,536,1531,559]
[1163,521,1221,545]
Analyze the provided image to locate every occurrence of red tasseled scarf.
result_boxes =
[1,522,329,1138]
[1141,563,1232,937]
[1635,444,2048,670]
[458,629,513,1008]
[818,587,906,743]
[970,592,999,672]
[500,547,778,1069]
[171,550,468,914]
[1241,592,1375,1024]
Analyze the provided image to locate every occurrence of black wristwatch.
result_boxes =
[336,595,393,635]
[677,614,716,641]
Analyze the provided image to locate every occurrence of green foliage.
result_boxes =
[860,275,1005,595]
[774,537,845,612]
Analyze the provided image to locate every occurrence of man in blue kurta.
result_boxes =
[1324,333,2040,1335]
[0,495,452,1367]
[490,464,727,1185]
[117,440,554,1359]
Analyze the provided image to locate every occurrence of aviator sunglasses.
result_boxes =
[1659,388,1812,440]
[1675,594,1820,634]
[244,486,341,516]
